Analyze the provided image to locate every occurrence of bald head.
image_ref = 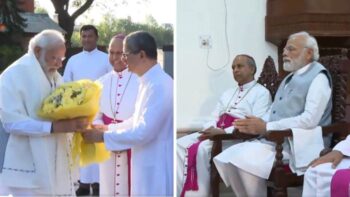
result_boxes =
[108,34,127,72]
[231,54,256,85]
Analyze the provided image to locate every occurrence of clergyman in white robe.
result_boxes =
[102,64,173,196]
[94,68,139,196]
[177,80,271,197]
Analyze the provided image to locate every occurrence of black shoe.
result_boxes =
[76,184,90,196]
[91,183,99,196]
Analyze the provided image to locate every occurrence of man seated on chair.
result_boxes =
[213,31,332,197]
[177,54,272,197]
[303,135,350,196]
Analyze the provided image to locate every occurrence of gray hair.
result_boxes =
[124,31,157,59]
[28,29,65,53]
[236,54,257,75]
[289,31,319,61]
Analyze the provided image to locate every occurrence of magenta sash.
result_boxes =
[331,168,350,197]
[216,113,239,129]
[180,113,239,197]
[102,114,131,196]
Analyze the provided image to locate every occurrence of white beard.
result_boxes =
[283,52,307,72]
[38,53,55,84]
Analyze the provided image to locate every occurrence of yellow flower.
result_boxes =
[38,79,110,167]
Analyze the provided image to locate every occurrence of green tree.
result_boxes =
[0,0,26,71]
[96,15,173,48]
[0,0,26,43]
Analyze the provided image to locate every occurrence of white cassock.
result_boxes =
[63,48,111,184]
[214,66,332,197]
[103,64,173,196]
[0,53,75,196]
[177,80,271,197]
[302,135,350,197]
[63,48,111,82]
[94,69,139,196]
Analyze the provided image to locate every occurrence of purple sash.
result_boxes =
[102,114,131,196]
[216,113,239,129]
[331,168,350,197]
[180,113,239,197]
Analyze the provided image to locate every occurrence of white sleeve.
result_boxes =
[225,87,272,133]
[104,83,172,151]
[93,112,104,125]
[3,119,52,136]
[202,92,228,130]
[333,135,350,157]
[63,59,73,82]
[266,73,331,130]
[252,88,272,118]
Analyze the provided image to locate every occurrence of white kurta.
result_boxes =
[94,69,139,196]
[177,80,271,197]
[302,135,350,197]
[214,64,332,197]
[63,48,111,184]
[104,64,173,196]
[0,53,74,196]
[63,48,111,82]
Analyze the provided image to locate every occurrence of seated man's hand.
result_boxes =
[309,150,344,169]
[82,127,106,143]
[197,126,225,141]
[233,115,266,135]
[52,117,89,133]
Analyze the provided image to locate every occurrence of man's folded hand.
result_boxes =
[82,127,105,143]
[198,127,225,141]
[52,117,89,133]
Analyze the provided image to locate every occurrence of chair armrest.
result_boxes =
[264,129,293,144]
[209,129,258,141]
[321,121,349,136]
[209,133,235,141]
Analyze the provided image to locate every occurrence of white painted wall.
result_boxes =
[176,0,279,129]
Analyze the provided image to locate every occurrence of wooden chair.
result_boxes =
[209,51,350,197]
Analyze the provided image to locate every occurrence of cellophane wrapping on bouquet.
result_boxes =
[38,79,110,167]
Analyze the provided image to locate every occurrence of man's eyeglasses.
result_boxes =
[283,45,308,52]
[122,51,140,58]
[283,46,297,52]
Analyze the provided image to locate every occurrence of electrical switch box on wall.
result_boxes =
[199,35,212,48]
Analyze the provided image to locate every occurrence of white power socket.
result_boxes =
[199,35,212,48]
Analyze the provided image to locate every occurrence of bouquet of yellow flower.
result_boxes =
[38,79,110,167]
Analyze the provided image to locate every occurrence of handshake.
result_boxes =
[51,117,90,133]
[51,118,108,143]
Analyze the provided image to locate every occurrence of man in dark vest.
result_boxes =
[213,31,332,197]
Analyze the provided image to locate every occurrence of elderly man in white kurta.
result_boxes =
[63,25,111,196]
[83,31,173,196]
[94,34,139,196]
[214,31,332,197]
[177,55,271,197]
[0,30,89,196]
[303,135,350,196]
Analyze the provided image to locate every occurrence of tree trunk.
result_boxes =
[51,0,94,47]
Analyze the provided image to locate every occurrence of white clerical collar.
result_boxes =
[238,80,256,92]
[113,68,130,77]
[82,48,98,55]
[293,62,313,76]
[140,63,161,83]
